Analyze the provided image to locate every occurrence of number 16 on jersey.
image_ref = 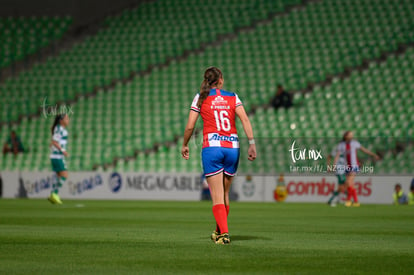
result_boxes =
[214,110,231,131]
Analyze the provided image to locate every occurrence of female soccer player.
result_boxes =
[334,131,379,207]
[48,114,70,204]
[182,67,256,244]
[327,144,346,207]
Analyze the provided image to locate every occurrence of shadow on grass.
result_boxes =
[201,235,271,242]
[231,235,272,242]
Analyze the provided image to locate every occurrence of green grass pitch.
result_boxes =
[0,199,413,274]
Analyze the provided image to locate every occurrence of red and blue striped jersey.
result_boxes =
[190,88,242,148]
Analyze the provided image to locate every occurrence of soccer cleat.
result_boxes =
[215,233,230,244]
[211,231,219,242]
[47,195,56,204]
[54,194,63,205]
[48,193,63,205]
[330,202,337,207]
[345,200,352,207]
[352,202,360,207]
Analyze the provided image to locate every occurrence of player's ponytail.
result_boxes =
[197,67,223,108]
[197,79,210,108]
[51,114,64,135]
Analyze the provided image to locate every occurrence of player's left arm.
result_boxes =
[333,151,340,166]
[181,110,199,159]
[360,146,380,160]
[235,105,256,161]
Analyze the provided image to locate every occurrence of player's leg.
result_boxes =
[348,171,359,206]
[337,181,346,203]
[345,173,353,206]
[208,173,225,206]
[49,159,60,204]
[213,174,234,237]
[56,170,68,194]
[223,147,239,219]
[328,188,339,206]
[49,159,66,204]
[328,176,340,206]
[212,148,239,243]
[329,174,346,205]
[207,173,230,244]
[51,170,66,204]
[224,174,233,213]
[214,176,228,235]
[345,172,357,207]
[202,148,229,243]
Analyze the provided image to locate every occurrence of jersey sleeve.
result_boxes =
[52,127,61,142]
[235,93,243,107]
[354,140,361,149]
[190,94,200,113]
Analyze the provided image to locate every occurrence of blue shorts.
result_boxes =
[202,147,240,177]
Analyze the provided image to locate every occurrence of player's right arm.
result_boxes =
[235,105,256,161]
[182,110,199,160]
[326,154,333,172]
[182,94,201,160]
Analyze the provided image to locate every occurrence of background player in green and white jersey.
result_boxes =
[327,144,346,207]
[48,114,70,204]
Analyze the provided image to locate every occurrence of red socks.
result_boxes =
[213,204,228,234]
[347,186,358,203]
[352,187,358,203]
[346,187,352,201]
[216,205,230,233]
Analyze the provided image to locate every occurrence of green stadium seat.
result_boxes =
[1,0,414,172]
